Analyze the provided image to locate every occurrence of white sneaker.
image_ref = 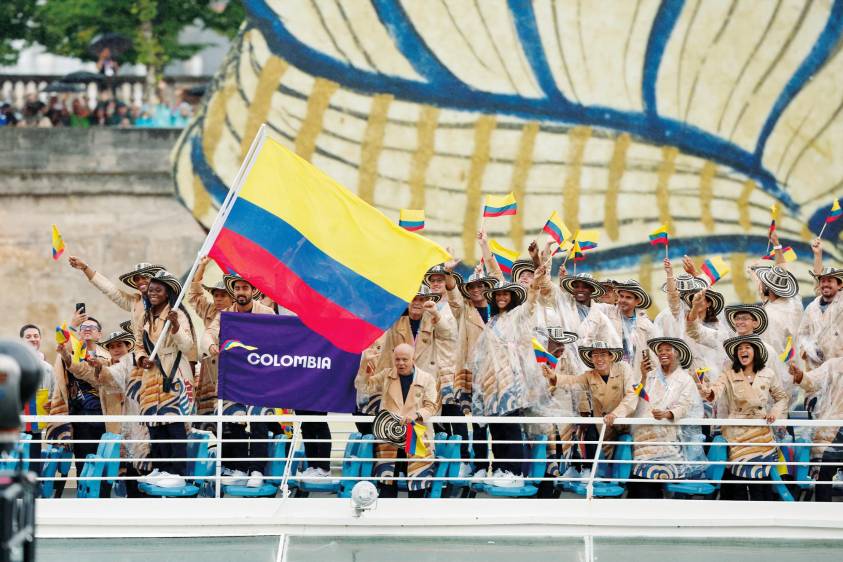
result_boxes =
[139,468,161,484]
[833,470,843,489]
[492,469,524,488]
[227,469,248,486]
[156,472,186,488]
[300,467,330,481]
[560,466,580,480]
[458,463,473,479]
[471,468,487,481]
[580,469,592,482]
[246,470,264,488]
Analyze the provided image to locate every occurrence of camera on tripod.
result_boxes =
[1,340,45,562]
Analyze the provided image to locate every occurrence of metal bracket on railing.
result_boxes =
[279,423,299,500]
[586,423,606,501]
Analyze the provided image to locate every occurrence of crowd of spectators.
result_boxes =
[0,90,194,129]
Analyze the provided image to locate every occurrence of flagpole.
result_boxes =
[818,222,828,240]
[147,125,269,363]
[665,241,669,261]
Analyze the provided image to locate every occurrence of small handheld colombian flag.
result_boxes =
[769,203,779,237]
[701,256,730,286]
[483,192,518,218]
[779,336,795,363]
[826,198,841,223]
[51,224,65,261]
[405,421,428,457]
[762,246,797,263]
[633,383,650,402]
[543,211,571,246]
[55,323,71,345]
[399,209,425,232]
[570,240,585,262]
[695,367,710,383]
[576,229,600,251]
[489,239,519,274]
[532,338,559,369]
[648,225,669,246]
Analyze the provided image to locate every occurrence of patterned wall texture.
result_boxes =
[172,0,843,313]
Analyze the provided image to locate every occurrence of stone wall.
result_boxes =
[0,128,209,360]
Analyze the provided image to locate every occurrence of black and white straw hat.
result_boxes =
[415,284,441,303]
[458,271,498,300]
[754,265,799,298]
[99,329,134,347]
[614,280,652,309]
[810,267,843,285]
[510,260,536,283]
[202,280,228,294]
[373,410,406,445]
[647,337,693,369]
[484,281,527,308]
[560,273,606,299]
[423,264,463,287]
[680,288,725,317]
[662,273,707,293]
[546,327,578,345]
[724,304,768,335]
[223,274,261,298]
[119,263,165,289]
[723,335,768,365]
[578,340,624,369]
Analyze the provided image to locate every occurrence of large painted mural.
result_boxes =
[172,0,843,314]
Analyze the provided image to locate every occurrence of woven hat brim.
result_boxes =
[424,270,463,286]
[810,270,843,284]
[578,347,624,369]
[457,276,497,299]
[510,261,536,283]
[756,267,800,298]
[560,276,606,299]
[119,265,165,289]
[615,285,653,309]
[224,275,260,298]
[647,337,693,369]
[547,331,579,345]
[680,290,725,317]
[484,284,527,307]
[725,306,769,335]
[723,336,768,365]
[99,332,135,347]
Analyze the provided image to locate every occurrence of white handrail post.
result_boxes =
[215,399,223,498]
[586,423,606,501]
[280,421,299,499]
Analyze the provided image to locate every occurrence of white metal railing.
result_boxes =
[3,414,840,500]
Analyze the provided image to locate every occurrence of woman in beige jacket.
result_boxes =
[697,335,788,501]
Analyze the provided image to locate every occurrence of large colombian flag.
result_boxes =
[208,136,450,353]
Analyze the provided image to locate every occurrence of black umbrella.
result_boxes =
[88,33,132,57]
[42,81,84,93]
[61,71,104,84]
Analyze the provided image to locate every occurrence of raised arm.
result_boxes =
[663,257,680,317]
[477,229,505,283]
[69,256,135,312]
[187,257,215,320]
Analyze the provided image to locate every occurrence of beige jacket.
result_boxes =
[365,366,438,453]
[187,280,221,328]
[557,361,640,418]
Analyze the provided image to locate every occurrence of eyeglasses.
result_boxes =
[79,323,99,330]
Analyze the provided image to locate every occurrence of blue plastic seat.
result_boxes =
[223,435,289,497]
[0,433,32,471]
[39,446,72,498]
[297,432,361,496]
[338,433,373,498]
[76,432,122,498]
[427,433,457,498]
[665,435,728,498]
[475,435,548,497]
[569,434,632,498]
[139,431,213,497]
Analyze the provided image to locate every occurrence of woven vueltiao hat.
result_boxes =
[119,263,165,290]
[724,304,768,335]
[578,340,624,369]
[647,337,693,369]
[560,273,606,299]
[753,265,799,298]
[723,335,768,365]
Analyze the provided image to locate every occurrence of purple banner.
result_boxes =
[218,312,360,412]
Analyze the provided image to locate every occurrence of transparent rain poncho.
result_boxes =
[468,295,550,419]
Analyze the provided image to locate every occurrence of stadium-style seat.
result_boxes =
[39,446,73,498]
[296,433,361,497]
[139,431,213,498]
[338,433,376,499]
[475,435,548,498]
[427,433,458,499]
[76,432,122,498]
[665,435,728,498]
[0,433,32,471]
[568,434,633,498]
[223,435,290,497]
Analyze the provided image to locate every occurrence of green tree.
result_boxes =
[31,0,244,99]
[0,0,37,66]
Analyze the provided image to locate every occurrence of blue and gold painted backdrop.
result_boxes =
[172,0,843,313]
